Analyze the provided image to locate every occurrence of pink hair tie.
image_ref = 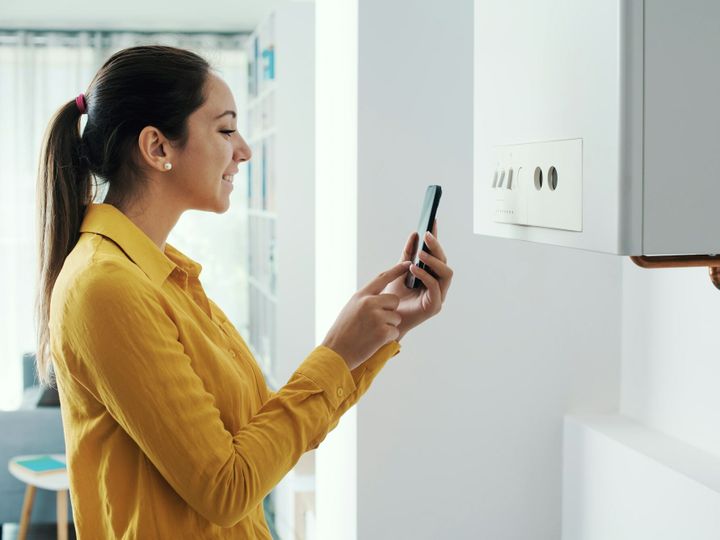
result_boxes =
[75,93,87,114]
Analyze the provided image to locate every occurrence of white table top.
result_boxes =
[8,454,69,491]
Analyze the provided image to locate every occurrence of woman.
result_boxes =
[34,45,453,539]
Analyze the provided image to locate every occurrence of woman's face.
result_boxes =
[171,72,251,213]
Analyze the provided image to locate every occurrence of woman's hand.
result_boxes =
[321,260,412,370]
[381,219,453,341]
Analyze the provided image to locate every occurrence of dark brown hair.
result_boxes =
[35,45,211,387]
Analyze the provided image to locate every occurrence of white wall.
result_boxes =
[561,414,720,540]
[314,0,359,538]
[314,1,720,537]
[352,1,621,539]
[621,260,720,456]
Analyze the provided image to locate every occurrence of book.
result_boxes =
[12,455,66,475]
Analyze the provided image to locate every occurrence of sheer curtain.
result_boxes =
[0,30,249,410]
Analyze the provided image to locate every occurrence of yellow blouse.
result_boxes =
[49,203,401,539]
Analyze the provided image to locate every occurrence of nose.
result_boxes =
[234,133,252,163]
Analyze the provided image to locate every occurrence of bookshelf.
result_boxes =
[242,2,315,390]
[242,4,316,539]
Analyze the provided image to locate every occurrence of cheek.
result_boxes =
[179,132,232,184]
[219,138,234,161]
[207,135,233,167]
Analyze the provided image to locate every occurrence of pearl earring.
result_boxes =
[164,162,172,171]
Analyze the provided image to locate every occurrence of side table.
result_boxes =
[7,454,69,540]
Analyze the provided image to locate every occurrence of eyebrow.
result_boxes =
[214,110,237,119]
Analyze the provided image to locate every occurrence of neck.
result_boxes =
[103,188,184,253]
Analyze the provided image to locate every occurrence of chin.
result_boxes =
[191,197,230,214]
[214,197,231,214]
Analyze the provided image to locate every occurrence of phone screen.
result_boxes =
[406,185,442,288]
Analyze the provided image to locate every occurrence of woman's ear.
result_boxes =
[137,125,171,172]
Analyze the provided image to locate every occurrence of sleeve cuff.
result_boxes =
[295,345,358,409]
[350,340,401,383]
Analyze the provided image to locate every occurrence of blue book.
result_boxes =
[14,455,66,474]
[262,46,275,80]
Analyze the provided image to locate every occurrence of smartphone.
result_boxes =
[405,185,443,289]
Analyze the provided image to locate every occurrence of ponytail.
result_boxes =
[35,98,93,388]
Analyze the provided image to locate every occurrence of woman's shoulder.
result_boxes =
[52,233,150,312]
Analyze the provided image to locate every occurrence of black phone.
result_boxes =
[405,185,442,289]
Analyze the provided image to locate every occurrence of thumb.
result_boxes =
[400,232,419,263]
[361,261,413,296]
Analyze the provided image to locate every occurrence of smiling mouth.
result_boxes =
[222,174,234,184]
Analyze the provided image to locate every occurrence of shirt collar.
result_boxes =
[79,203,203,286]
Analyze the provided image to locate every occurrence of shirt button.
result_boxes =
[336,387,344,398]
[230,350,237,358]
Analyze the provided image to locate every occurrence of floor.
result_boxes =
[0,523,77,540]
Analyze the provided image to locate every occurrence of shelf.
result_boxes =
[243,0,313,417]
[562,414,720,538]
[247,84,277,110]
[243,3,316,538]
[248,275,277,304]
[246,132,275,212]
[247,127,277,146]
[248,208,278,219]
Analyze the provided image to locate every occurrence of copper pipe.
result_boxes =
[710,266,720,290]
[630,255,720,290]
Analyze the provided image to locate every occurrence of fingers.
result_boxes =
[383,310,402,327]
[408,262,442,309]
[418,250,453,302]
[362,261,413,296]
[377,297,402,333]
[400,232,418,263]
[386,324,401,342]
[423,229,447,263]
[418,250,453,280]
[375,293,400,311]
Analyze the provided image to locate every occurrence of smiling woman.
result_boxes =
[30,42,411,540]
[31,45,288,538]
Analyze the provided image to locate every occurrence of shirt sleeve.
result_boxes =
[63,260,374,528]
[302,341,401,451]
[207,298,402,452]
[208,293,401,451]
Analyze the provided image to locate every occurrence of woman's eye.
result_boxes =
[221,130,236,137]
